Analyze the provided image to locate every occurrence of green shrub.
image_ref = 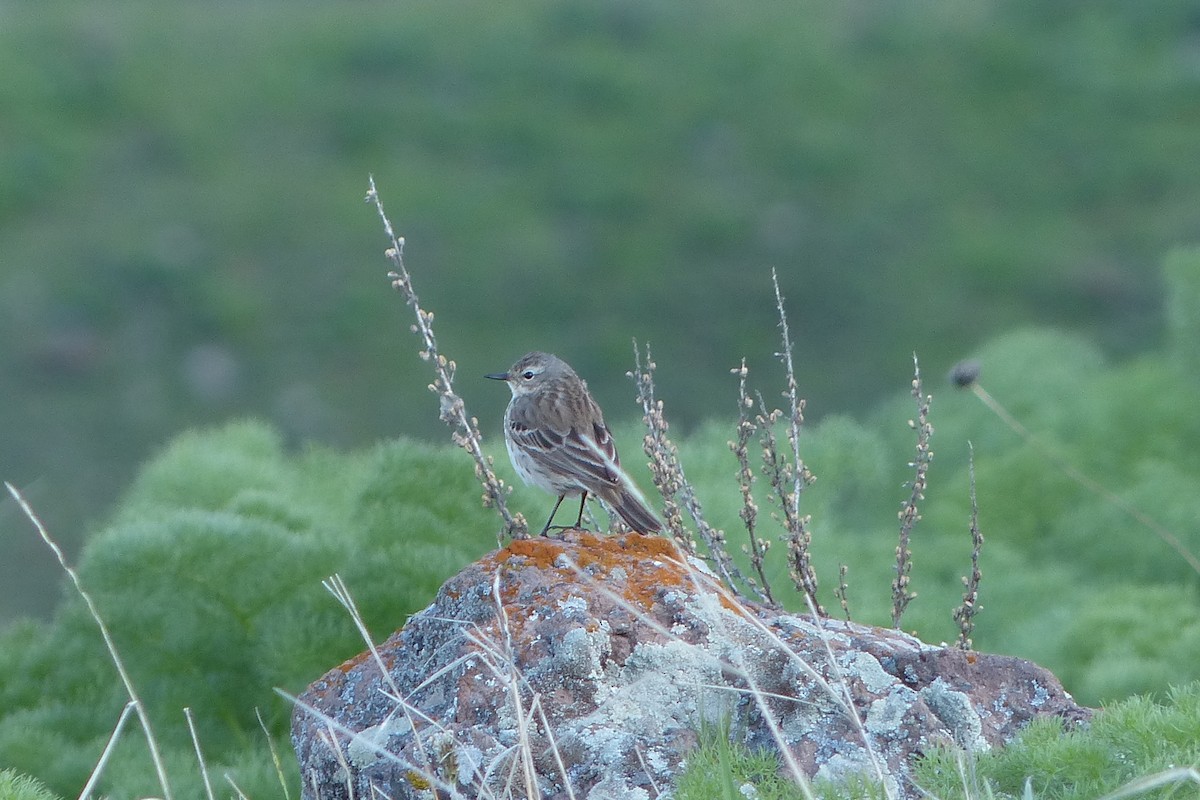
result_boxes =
[0,420,498,797]
[4,248,1200,795]
[0,770,59,800]
[915,683,1200,800]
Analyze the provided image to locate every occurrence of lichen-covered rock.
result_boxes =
[291,531,1088,799]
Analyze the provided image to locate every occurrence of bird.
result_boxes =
[486,351,661,536]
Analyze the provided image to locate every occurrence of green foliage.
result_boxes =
[82,735,294,800]
[2,256,1199,795]
[914,683,1200,800]
[675,721,811,800]
[1165,246,1200,379]
[0,770,59,800]
[0,420,499,798]
[672,253,1200,704]
[4,0,1200,607]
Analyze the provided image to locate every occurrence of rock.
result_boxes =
[291,531,1089,799]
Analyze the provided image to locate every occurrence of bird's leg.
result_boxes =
[540,494,567,536]
[574,492,588,529]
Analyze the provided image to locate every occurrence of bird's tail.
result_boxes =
[602,486,661,534]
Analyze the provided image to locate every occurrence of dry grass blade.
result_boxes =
[556,551,894,796]
[281,690,467,798]
[732,649,820,800]
[799,593,893,798]
[4,482,174,800]
[225,774,250,800]
[366,176,527,543]
[449,583,580,799]
[633,747,663,799]
[321,579,478,792]
[256,707,293,800]
[184,707,216,800]
[1094,767,1200,800]
[489,572,540,800]
[78,701,136,800]
[323,574,404,701]
[305,574,538,797]
[530,697,579,800]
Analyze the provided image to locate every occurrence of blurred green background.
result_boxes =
[3,0,1199,623]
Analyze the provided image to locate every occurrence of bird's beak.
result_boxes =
[484,371,509,381]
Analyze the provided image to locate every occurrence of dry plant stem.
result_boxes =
[835,563,851,621]
[557,555,827,797]
[369,572,577,798]
[630,342,689,549]
[693,552,890,798]
[1096,767,1200,800]
[366,175,527,543]
[633,747,663,799]
[281,690,473,800]
[185,707,217,800]
[769,270,823,616]
[324,723,358,800]
[329,634,452,795]
[757,395,824,616]
[730,359,775,606]
[323,573,456,783]
[458,618,575,799]
[891,354,931,629]
[79,701,136,800]
[225,775,250,800]
[4,482,174,800]
[801,593,893,798]
[256,707,294,800]
[733,652,820,800]
[323,574,403,700]
[969,380,1200,576]
[954,442,984,650]
[532,699,579,800]
[490,573,540,800]
[559,555,878,760]
[631,341,751,597]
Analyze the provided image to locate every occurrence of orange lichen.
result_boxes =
[570,532,692,612]
[476,531,753,623]
[498,536,569,570]
[337,649,374,674]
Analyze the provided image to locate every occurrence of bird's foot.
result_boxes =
[540,524,588,539]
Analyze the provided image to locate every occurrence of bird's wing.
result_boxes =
[507,418,622,489]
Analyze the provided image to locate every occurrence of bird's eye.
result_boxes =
[522,370,535,380]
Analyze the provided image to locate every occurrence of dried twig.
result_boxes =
[834,563,851,622]
[367,176,527,543]
[630,343,688,550]
[892,354,932,629]
[5,482,174,800]
[953,442,984,650]
[730,359,775,605]
[185,707,216,800]
[631,341,750,596]
[766,270,823,616]
[952,358,1200,576]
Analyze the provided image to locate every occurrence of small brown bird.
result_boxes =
[486,352,661,536]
